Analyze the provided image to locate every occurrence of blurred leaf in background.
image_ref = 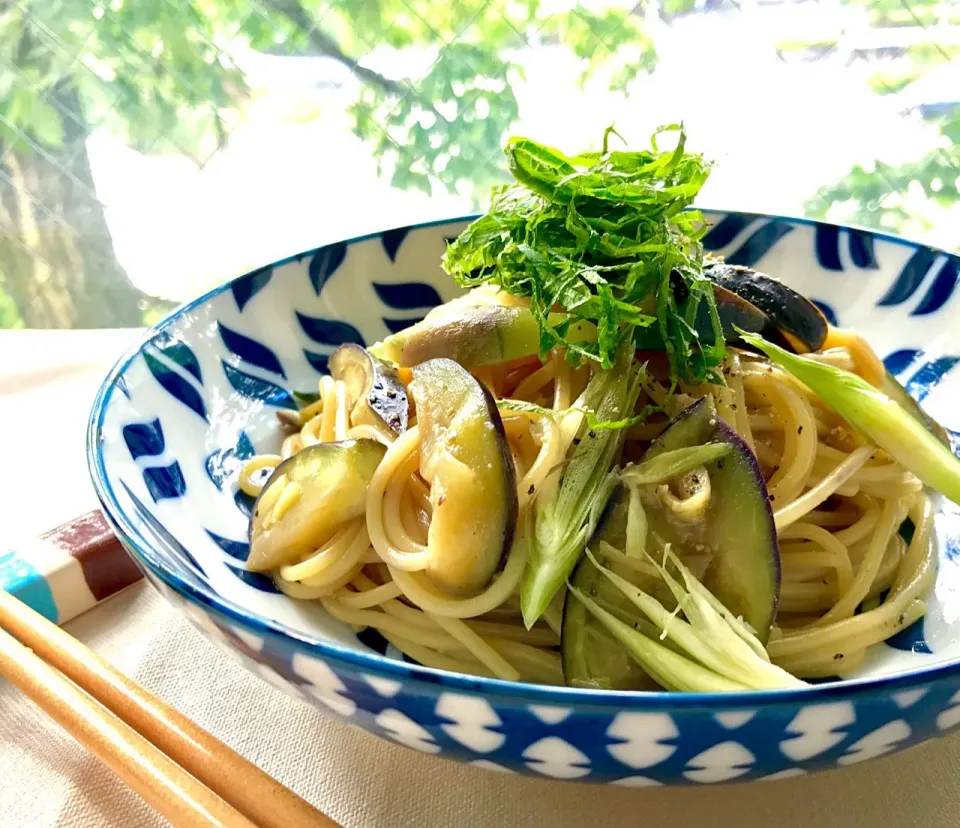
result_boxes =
[806,0,960,248]
[0,0,658,328]
[0,0,245,328]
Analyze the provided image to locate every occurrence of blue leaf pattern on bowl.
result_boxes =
[296,312,364,347]
[702,214,755,250]
[226,564,281,593]
[218,322,287,378]
[206,530,250,562]
[911,256,960,317]
[143,462,187,502]
[204,431,255,491]
[724,221,794,268]
[877,248,938,307]
[884,348,923,377]
[142,349,208,422]
[383,317,423,334]
[122,419,165,461]
[151,332,203,383]
[222,362,296,410]
[303,349,330,374]
[885,617,933,654]
[308,243,347,296]
[234,489,255,517]
[373,281,442,310]
[231,266,273,312]
[904,357,960,402]
[381,226,412,262]
[848,229,878,269]
[815,225,844,272]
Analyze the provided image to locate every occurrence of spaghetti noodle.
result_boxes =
[239,332,937,686]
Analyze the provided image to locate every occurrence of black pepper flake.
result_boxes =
[528,484,536,495]
[731,403,738,411]
[768,493,776,502]
[588,430,597,439]
[833,653,844,661]
[797,425,804,435]
[717,459,725,469]
[573,437,582,446]
[898,613,905,625]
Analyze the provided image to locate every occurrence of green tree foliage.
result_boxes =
[0,0,659,328]
[247,0,657,197]
[806,0,959,247]
[805,110,959,239]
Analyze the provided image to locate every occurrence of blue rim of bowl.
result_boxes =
[88,210,960,709]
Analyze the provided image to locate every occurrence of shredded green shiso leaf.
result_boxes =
[442,125,723,383]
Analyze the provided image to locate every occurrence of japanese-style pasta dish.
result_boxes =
[239,127,959,692]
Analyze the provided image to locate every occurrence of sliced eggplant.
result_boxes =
[561,491,661,691]
[704,262,829,353]
[328,344,409,434]
[695,283,796,352]
[371,299,594,368]
[641,396,781,639]
[247,439,386,571]
[411,358,518,595]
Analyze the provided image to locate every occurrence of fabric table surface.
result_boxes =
[2,328,960,828]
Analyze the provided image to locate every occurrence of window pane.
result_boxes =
[1,0,956,329]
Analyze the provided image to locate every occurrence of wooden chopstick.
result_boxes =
[0,627,256,827]
[0,588,340,828]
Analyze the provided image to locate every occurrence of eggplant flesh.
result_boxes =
[642,396,781,640]
[704,262,828,353]
[328,344,409,434]
[562,396,780,688]
[371,297,594,369]
[247,439,386,571]
[561,537,660,691]
[411,358,518,596]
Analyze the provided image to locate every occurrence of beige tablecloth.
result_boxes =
[2,328,960,828]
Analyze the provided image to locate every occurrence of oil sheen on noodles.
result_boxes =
[238,345,936,685]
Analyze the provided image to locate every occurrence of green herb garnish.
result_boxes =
[443,125,723,383]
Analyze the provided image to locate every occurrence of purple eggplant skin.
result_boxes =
[410,358,518,596]
[696,283,797,353]
[704,262,829,354]
[643,396,781,642]
[328,344,410,434]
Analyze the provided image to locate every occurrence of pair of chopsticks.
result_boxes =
[0,585,340,827]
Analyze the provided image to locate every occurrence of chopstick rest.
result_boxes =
[1,511,142,625]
